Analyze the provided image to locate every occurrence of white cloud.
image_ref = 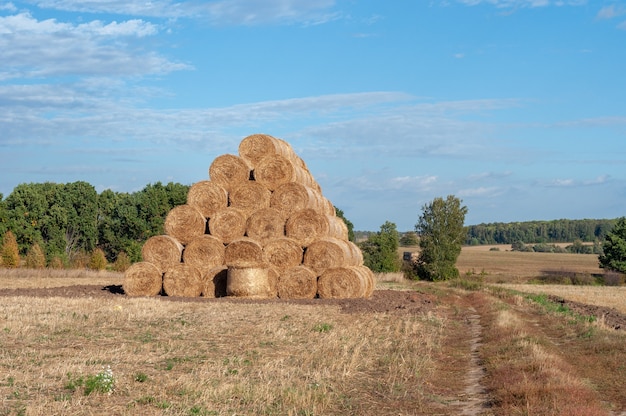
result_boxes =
[0,12,189,79]
[596,5,626,19]
[456,0,585,8]
[25,0,340,25]
[0,2,16,11]
[458,186,502,197]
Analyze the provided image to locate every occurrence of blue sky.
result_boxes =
[1,0,625,231]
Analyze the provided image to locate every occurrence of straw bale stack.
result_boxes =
[303,237,363,275]
[277,265,318,299]
[246,208,285,244]
[182,234,225,275]
[163,263,203,297]
[227,266,272,298]
[141,235,183,273]
[208,207,247,244]
[238,133,296,168]
[270,182,328,217]
[209,154,251,192]
[125,133,373,300]
[262,237,303,271]
[202,266,228,298]
[224,237,263,268]
[317,266,374,299]
[164,204,206,245]
[285,208,331,247]
[229,181,271,217]
[187,180,228,218]
[123,262,163,296]
[254,154,316,191]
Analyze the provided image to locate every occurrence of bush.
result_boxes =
[25,243,46,269]
[1,231,20,268]
[602,271,624,286]
[88,248,108,271]
[49,256,66,269]
[112,251,131,272]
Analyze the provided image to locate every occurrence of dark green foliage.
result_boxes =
[359,221,401,273]
[2,181,189,265]
[415,195,468,281]
[598,217,626,274]
[466,218,617,245]
[399,232,419,246]
[334,206,355,242]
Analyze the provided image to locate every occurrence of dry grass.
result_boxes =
[0,295,445,415]
[497,284,626,314]
[0,268,123,289]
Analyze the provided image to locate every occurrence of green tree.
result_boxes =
[400,232,419,246]
[334,206,355,242]
[1,230,21,268]
[599,217,626,274]
[88,248,108,271]
[414,195,468,281]
[359,221,401,273]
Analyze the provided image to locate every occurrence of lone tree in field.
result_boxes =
[414,195,468,281]
[599,216,626,274]
[360,221,401,273]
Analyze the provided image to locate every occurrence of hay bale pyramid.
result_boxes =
[123,133,374,299]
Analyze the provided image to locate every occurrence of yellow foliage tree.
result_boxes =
[1,231,20,268]
[88,248,108,271]
[25,242,46,269]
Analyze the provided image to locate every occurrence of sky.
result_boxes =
[1,0,625,231]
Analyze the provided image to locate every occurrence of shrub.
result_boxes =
[25,243,46,269]
[112,251,131,272]
[88,248,108,271]
[49,256,66,269]
[1,231,20,268]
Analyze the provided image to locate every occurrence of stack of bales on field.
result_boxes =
[123,134,374,299]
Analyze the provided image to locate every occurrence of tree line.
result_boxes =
[0,181,189,266]
[465,219,617,246]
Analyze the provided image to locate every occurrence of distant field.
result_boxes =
[401,244,603,283]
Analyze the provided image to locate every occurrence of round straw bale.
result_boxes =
[208,207,246,244]
[360,265,375,298]
[246,208,286,243]
[321,196,336,216]
[317,266,367,299]
[303,237,363,275]
[186,180,228,218]
[202,266,228,298]
[238,133,295,168]
[277,265,317,299]
[253,154,316,191]
[227,266,272,298]
[267,267,279,298]
[262,237,303,270]
[285,208,330,247]
[208,154,251,192]
[224,237,264,268]
[163,263,203,297]
[182,234,225,276]
[164,204,206,245]
[228,181,271,218]
[327,215,349,240]
[141,235,183,273]
[270,182,326,217]
[123,262,163,297]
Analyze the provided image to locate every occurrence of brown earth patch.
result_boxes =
[547,295,626,330]
[0,285,437,315]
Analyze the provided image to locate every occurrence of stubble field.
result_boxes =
[0,246,624,415]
